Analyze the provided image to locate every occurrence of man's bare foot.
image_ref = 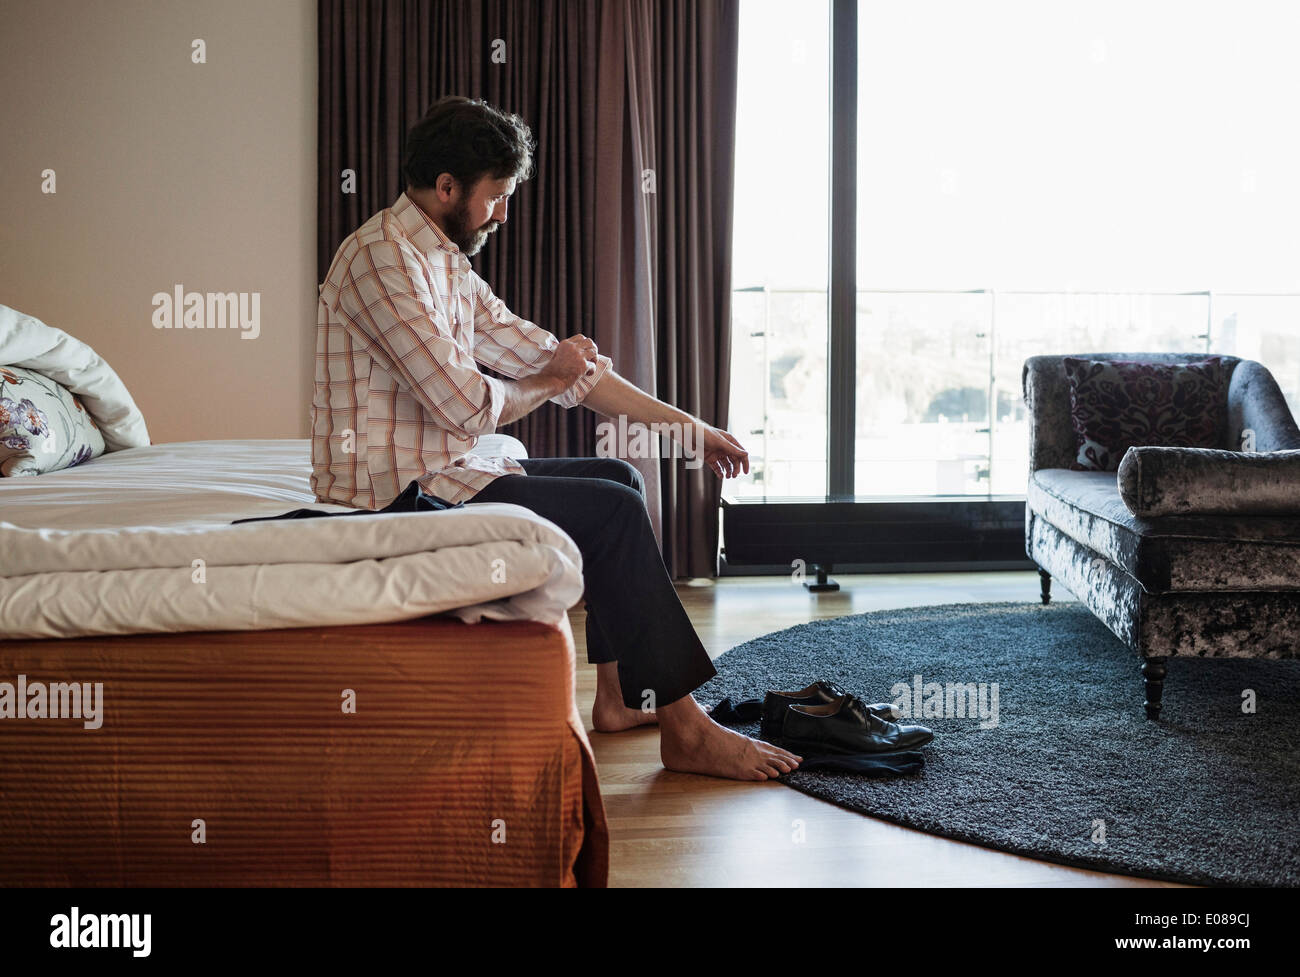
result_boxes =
[592,699,658,732]
[591,662,658,733]
[658,695,801,781]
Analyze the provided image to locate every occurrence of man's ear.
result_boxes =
[435,172,460,202]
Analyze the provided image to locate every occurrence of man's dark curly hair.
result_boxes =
[402,95,536,193]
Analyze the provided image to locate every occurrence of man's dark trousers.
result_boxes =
[466,457,717,710]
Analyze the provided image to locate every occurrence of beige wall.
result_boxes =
[0,0,317,441]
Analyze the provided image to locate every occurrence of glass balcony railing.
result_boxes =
[728,288,1300,499]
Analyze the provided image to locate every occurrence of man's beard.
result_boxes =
[445,200,498,256]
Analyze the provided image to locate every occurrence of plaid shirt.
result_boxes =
[311,192,611,509]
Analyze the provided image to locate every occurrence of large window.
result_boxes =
[730,0,1300,500]
[730,0,832,496]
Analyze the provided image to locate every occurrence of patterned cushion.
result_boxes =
[0,366,107,476]
[1063,356,1227,471]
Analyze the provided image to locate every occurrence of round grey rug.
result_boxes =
[697,601,1300,887]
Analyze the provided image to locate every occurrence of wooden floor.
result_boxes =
[569,570,1184,888]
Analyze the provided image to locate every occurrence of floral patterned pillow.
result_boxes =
[0,366,107,476]
[1063,357,1227,472]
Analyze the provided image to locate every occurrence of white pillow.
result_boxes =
[0,304,150,452]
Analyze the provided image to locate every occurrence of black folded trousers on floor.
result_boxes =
[234,458,718,710]
[466,457,718,709]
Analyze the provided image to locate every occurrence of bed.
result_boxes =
[0,306,608,887]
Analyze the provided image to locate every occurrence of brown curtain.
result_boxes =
[318,0,740,577]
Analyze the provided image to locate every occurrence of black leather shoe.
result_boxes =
[782,694,934,755]
[761,681,900,741]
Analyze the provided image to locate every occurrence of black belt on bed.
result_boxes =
[231,479,463,524]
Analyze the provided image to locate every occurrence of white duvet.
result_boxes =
[0,438,585,640]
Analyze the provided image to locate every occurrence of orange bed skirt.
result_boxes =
[0,614,607,887]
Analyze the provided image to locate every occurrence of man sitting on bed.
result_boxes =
[311,95,799,782]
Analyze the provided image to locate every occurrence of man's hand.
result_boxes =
[540,334,599,390]
[697,424,750,479]
[497,335,600,428]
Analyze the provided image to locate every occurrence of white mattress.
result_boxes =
[0,439,584,639]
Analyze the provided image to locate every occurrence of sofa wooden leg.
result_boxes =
[1038,569,1051,605]
[1142,657,1168,720]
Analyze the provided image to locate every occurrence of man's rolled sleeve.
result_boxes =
[480,372,507,430]
[551,351,612,408]
[469,269,613,409]
[338,241,503,439]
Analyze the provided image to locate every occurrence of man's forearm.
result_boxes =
[497,373,568,426]
[581,368,698,431]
